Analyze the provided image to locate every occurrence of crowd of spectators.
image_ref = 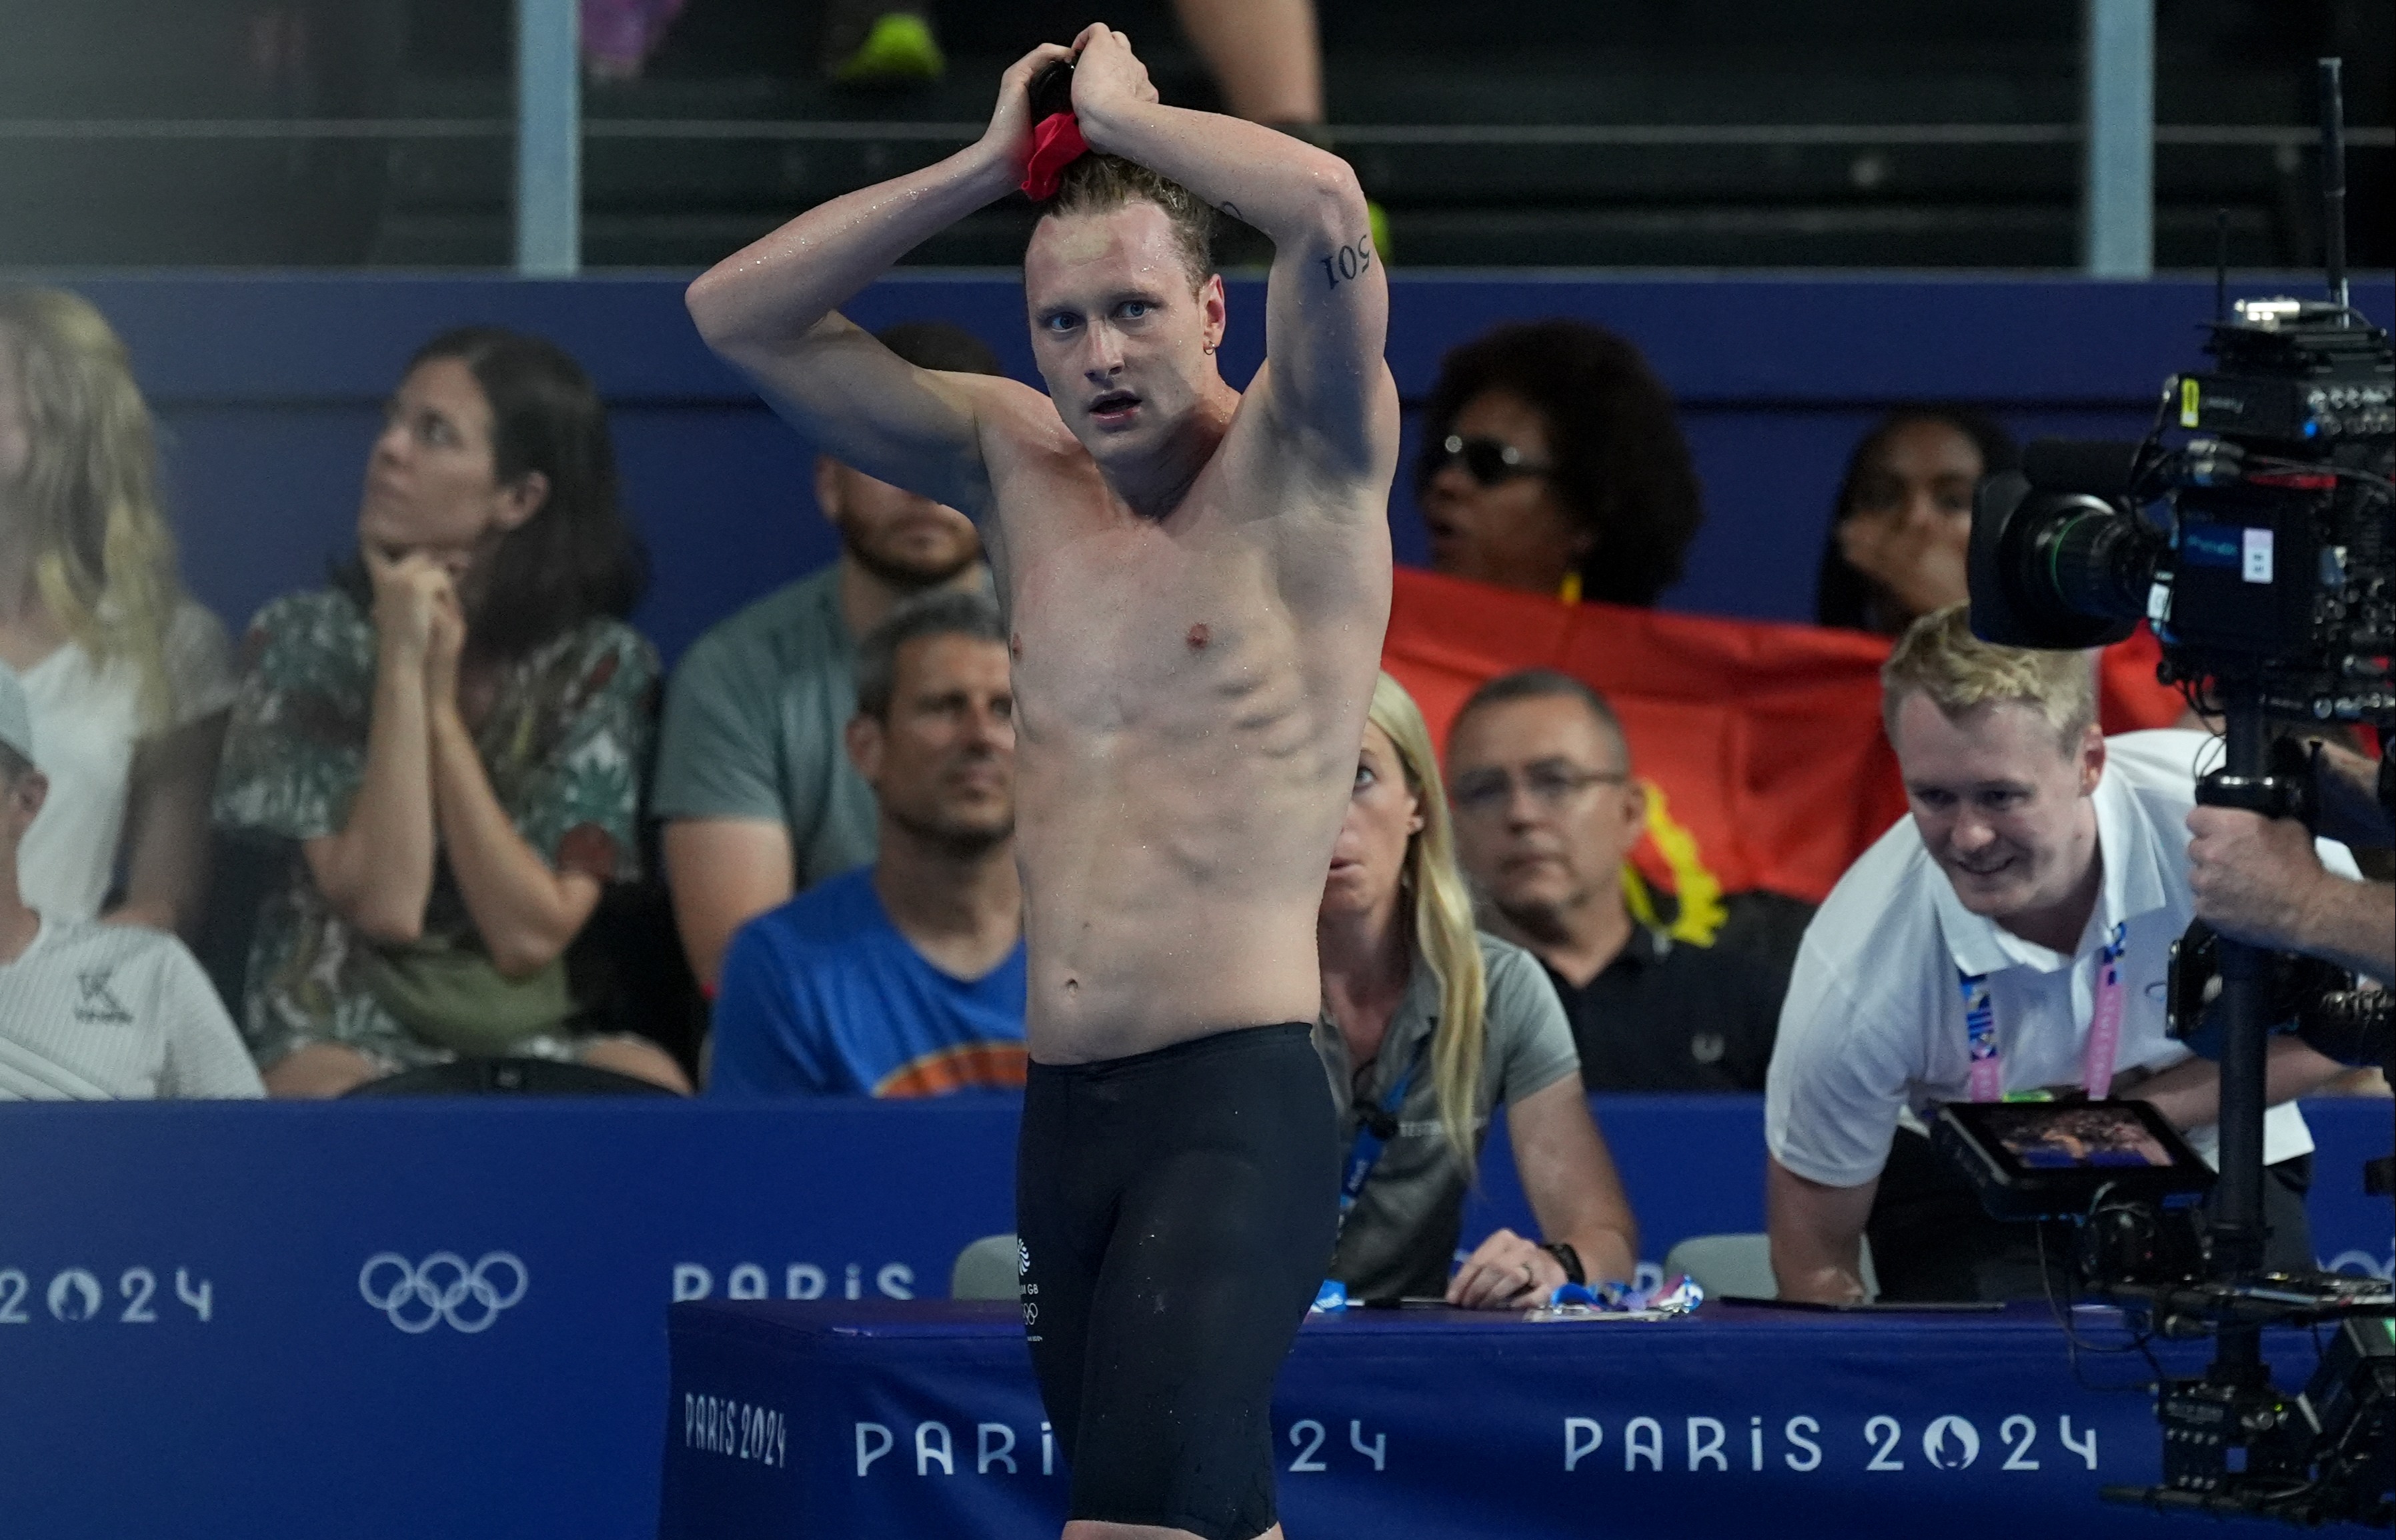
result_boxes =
[2,281,2386,1309]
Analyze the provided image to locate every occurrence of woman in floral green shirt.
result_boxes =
[214,327,687,1095]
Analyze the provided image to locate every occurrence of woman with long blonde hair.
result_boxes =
[0,287,235,933]
[1316,671,1638,1306]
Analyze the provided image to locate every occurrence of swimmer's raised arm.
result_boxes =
[684,41,1074,509]
[1066,26,1396,477]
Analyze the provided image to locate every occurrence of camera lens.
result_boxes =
[1968,471,2158,649]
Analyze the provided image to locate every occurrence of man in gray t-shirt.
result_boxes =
[655,321,1006,987]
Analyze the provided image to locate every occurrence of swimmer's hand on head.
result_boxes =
[1055,25,1160,124]
[685,22,1392,511]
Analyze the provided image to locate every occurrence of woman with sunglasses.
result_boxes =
[1317,671,1638,1307]
[1415,319,1703,607]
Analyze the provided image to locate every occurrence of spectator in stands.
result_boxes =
[656,320,1005,988]
[815,3,1328,125]
[0,665,259,1100]
[709,590,1026,1097]
[1172,0,1323,130]
[581,0,690,81]
[1766,605,2351,1303]
[1317,671,1636,1305]
[1416,319,1703,607]
[1445,669,1785,1091]
[1813,407,2019,637]
[213,327,686,1097]
[0,287,237,937]
[1815,407,2195,736]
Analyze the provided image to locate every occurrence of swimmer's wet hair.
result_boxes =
[856,588,1008,721]
[1881,602,2098,753]
[1035,154,1217,290]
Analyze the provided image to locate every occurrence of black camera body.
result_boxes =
[1969,295,2395,727]
[1959,57,2392,1529]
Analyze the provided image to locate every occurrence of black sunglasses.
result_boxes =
[1426,433,1554,488]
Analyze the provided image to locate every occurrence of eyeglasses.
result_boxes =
[1450,763,1630,819]
[1428,433,1553,488]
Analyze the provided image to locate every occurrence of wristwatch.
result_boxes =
[1541,1242,1585,1286]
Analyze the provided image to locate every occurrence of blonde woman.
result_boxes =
[0,288,234,935]
[1317,671,1638,1307]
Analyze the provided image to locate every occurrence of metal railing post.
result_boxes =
[2082,0,2154,277]
[515,0,580,275]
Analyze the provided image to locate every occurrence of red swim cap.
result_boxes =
[1021,111,1090,201]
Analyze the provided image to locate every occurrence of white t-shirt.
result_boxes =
[1766,730,2355,1188]
[16,600,237,921]
[0,912,264,1100]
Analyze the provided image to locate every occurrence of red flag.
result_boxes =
[1381,567,2191,907]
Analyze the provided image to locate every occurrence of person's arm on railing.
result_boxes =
[1446,1073,1638,1308]
[1767,1157,1877,1305]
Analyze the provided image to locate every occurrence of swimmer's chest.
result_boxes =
[1002,511,1298,728]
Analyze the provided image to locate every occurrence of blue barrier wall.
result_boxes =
[0,1096,2385,1539]
[58,271,2393,665]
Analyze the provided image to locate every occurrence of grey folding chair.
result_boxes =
[950,1233,1022,1300]
[1660,1233,1880,1301]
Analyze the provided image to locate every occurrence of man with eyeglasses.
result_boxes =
[1445,669,1785,1090]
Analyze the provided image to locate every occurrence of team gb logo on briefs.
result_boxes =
[359,1251,528,1333]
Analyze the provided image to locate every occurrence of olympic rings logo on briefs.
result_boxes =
[358,1252,529,1334]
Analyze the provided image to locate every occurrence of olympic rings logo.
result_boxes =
[357,1251,528,1334]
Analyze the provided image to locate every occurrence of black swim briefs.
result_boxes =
[1016,1021,1338,1540]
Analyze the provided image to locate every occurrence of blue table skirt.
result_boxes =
[0,1096,2379,1538]
[660,1297,2266,1540]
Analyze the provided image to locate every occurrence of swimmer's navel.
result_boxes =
[1186,622,1211,650]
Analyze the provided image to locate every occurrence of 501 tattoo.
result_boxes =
[1319,237,1375,291]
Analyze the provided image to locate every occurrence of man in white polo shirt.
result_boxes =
[0,667,262,1101]
[1766,605,2351,1303]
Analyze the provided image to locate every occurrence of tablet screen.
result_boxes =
[1983,1103,2177,1170]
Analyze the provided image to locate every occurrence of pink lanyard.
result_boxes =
[1958,921,2130,1103]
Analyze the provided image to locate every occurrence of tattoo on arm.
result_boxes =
[1318,235,1375,291]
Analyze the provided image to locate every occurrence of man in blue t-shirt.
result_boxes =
[708,590,1026,1096]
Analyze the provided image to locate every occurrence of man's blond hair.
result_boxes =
[1881,603,2098,751]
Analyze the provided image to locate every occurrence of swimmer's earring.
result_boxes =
[1557,571,1582,605]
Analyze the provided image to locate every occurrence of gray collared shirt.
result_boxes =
[1314,931,1581,1300]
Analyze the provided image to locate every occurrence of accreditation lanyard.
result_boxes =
[1336,1045,1422,1221]
[1958,920,2130,1102]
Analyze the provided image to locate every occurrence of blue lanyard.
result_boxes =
[1336,1044,1421,1219]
